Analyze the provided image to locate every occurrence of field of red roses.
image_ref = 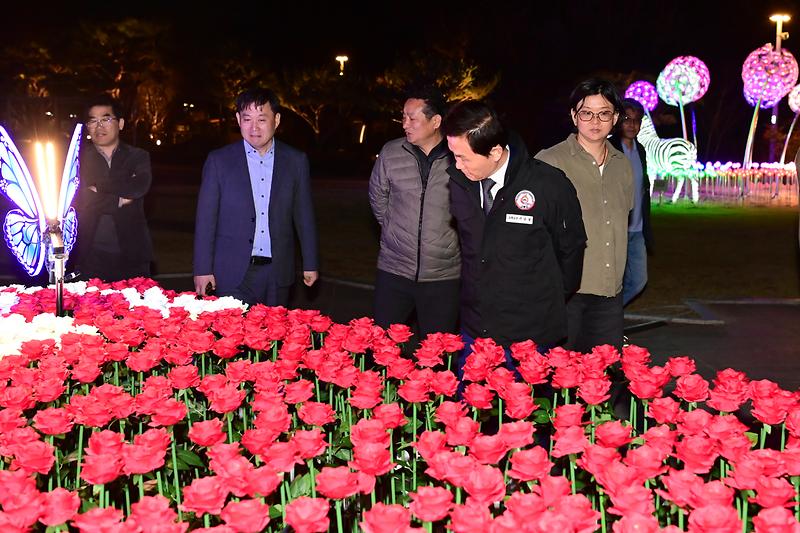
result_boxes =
[0,278,799,532]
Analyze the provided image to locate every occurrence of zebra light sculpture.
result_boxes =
[637,114,699,203]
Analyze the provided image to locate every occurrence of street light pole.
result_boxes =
[335,55,349,76]
[769,14,791,160]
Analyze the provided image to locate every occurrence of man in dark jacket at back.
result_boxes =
[369,87,460,338]
[609,98,654,306]
[442,100,586,377]
[75,96,153,281]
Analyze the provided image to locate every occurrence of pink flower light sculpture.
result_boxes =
[657,56,709,106]
[741,43,798,109]
[624,81,658,112]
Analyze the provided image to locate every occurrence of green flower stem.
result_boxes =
[390,475,396,504]
[424,522,433,532]
[678,508,684,529]
[599,489,607,533]
[741,497,749,533]
[760,424,769,449]
[569,455,576,495]
[335,499,344,533]
[793,476,800,520]
[412,403,418,490]
[136,474,145,500]
[782,423,787,451]
[308,459,316,497]
[124,484,131,515]
[498,398,503,429]
[641,399,649,434]
[95,484,104,507]
[590,405,596,444]
[227,412,234,443]
[169,432,182,519]
[75,425,85,490]
[156,470,164,495]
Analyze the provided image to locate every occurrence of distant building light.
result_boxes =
[45,111,54,117]
[156,139,162,146]
[359,124,366,144]
[68,113,77,119]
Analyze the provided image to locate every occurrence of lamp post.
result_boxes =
[769,14,791,162]
[335,55,349,76]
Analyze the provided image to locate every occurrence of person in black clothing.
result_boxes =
[74,96,153,281]
[442,100,586,378]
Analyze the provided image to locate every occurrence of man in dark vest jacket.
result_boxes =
[442,100,586,379]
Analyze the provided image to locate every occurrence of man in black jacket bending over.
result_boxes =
[75,96,154,281]
[442,100,586,378]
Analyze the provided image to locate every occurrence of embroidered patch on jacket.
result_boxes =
[514,190,535,210]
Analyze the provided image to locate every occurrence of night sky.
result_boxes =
[5,0,800,161]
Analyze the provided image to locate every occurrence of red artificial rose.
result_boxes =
[220,498,270,533]
[0,408,26,433]
[463,383,495,410]
[688,480,735,509]
[0,385,36,410]
[260,441,301,473]
[449,502,493,533]
[611,513,660,533]
[551,426,589,458]
[241,427,279,456]
[284,379,315,404]
[623,444,668,480]
[578,377,611,405]
[750,476,796,508]
[595,420,633,448]
[445,416,480,447]
[408,485,453,523]
[687,504,742,533]
[502,383,537,420]
[441,453,480,488]
[180,476,229,516]
[224,359,253,385]
[210,454,253,498]
[707,369,750,413]
[469,433,509,464]
[33,376,66,403]
[516,352,551,386]
[498,421,535,450]
[122,442,166,475]
[553,404,585,430]
[508,446,553,482]
[674,435,719,474]
[297,401,336,426]
[68,395,114,427]
[372,403,407,429]
[752,507,800,533]
[284,496,329,533]
[189,419,227,447]
[32,407,74,436]
[245,465,283,498]
[149,398,188,427]
[551,364,582,390]
[397,379,430,403]
[642,425,677,456]
[435,401,468,427]
[80,454,123,485]
[70,506,124,532]
[677,409,714,436]
[351,418,391,448]
[646,397,682,425]
[361,503,412,533]
[167,365,201,390]
[752,388,796,426]
[10,439,55,475]
[415,431,449,461]
[1,485,44,529]
[208,384,246,414]
[431,370,458,397]
[253,403,291,434]
[291,429,328,459]
[39,487,80,526]
[386,323,413,343]
[462,464,506,507]
[666,356,696,377]
[674,373,710,403]
[125,494,183,532]
[315,466,361,499]
[606,484,655,517]
[0,469,37,501]
[350,442,393,476]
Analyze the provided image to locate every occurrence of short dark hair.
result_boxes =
[405,86,447,118]
[569,78,624,115]
[441,100,507,157]
[621,97,645,117]
[86,95,123,119]
[236,88,281,115]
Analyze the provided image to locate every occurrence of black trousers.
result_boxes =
[373,269,460,339]
[79,249,150,282]
[565,292,624,354]
[222,262,289,307]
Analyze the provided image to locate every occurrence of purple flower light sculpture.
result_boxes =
[624,81,658,112]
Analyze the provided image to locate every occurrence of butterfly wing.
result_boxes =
[62,206,78,255]
[0,126,45,224]
[3,209,45,276]
[58,124,82,223]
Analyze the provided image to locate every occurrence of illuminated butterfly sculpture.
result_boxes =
[0,124,83,277]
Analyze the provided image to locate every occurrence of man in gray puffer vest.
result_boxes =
[369,87,461,339]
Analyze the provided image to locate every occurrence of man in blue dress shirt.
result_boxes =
[193,88,319,305]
